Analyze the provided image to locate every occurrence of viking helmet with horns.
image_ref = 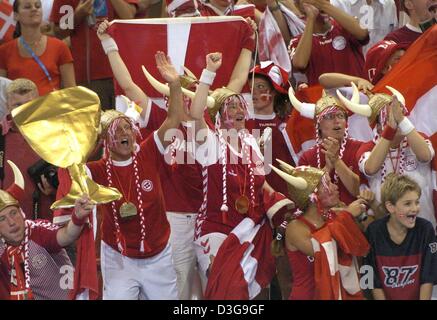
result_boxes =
[336,83,406,126]
[288,86,354,120]
[270,160,325,211]
[0,161,25,212]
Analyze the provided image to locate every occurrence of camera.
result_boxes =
[27,160,59,189]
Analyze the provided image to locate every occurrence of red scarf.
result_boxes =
[7,245,33,300]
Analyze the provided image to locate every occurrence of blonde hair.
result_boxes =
[6,78,38,97]
[380,173,421,214]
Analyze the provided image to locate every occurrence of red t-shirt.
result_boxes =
[141,103,203,213]
[87,133,169,258]
[298,138,364,205]
[195,131,267,237]
[383,25,422,48]
[246,114,294,196]
[3,129,55,220]
[289,19,368,85]
[50,0,138,83]
[0,37,73,96]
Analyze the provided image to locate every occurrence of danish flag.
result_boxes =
[0,0,15,43]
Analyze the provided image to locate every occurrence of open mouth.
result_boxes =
[406,213,417,223]
[235,115,244,122]
[333,126,342,132]
[120,138,129,146]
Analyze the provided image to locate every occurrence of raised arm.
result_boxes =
[97,20,150,115]
[290,3,317,70]
[56,194,94,247]
[155,52,184,149]
[53,0,93,39]
[391,98,433,163]
[190,52,223,139]
[308,0,368,41]
[364,104,396,176]
[266,0,292,45]
[110,0,138,19]
[226,18,255,93]
[319,73,374,92]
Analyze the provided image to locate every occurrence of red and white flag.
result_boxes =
[109,17,253,107]
[374,25,437,225]
[258,4,305,75]
[0,0,15,43]
[204,218,275,300]
[311,211,369,300]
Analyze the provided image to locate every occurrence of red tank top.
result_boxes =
[287,216,318,300]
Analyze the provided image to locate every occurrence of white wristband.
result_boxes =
[398,117,415,136]
[101,37,119,55]
[199,69,216,86]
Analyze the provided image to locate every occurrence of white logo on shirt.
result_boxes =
[430,242,437,254]
[228,170,237,177]
[141,180,154,192]
[332,36,347,51]
[32,254,48,269]
[404,155,418,171]
[382,265,418,288]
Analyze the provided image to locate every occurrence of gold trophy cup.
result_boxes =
[11,86,121,209]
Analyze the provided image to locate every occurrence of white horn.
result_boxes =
[288,87,315,119]
[142,65,170,96]
[386,86,406,107]
[336,89,372,117]
[183,66,197,80]
[276,158,295,173]
[7,160,24,190]
[350,82,360,104]
[269,164,308,190]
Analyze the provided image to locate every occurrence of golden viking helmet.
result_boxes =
[270,160,325,211]
[208,87,242,122]
[0,161,25,212]
[288,86,350,120]
[100,109,128,138]
[336,83,406,126]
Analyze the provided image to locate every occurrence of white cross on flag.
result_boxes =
[0,0,15,42]
[109,16,253,104]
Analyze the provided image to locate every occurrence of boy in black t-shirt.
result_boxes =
[364,173,437,300]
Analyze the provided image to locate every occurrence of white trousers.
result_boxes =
[101,241,178,300]
[166,212,202,300]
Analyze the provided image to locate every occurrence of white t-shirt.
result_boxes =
[359,139,436,228]
[330,0,398,55]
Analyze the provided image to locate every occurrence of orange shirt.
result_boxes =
[0,36,73,96]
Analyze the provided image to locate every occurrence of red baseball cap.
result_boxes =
[364,40,408,85]
[250,61,289,94]
[166,0,199,17]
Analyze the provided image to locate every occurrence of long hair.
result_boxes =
[13,0,22,38]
